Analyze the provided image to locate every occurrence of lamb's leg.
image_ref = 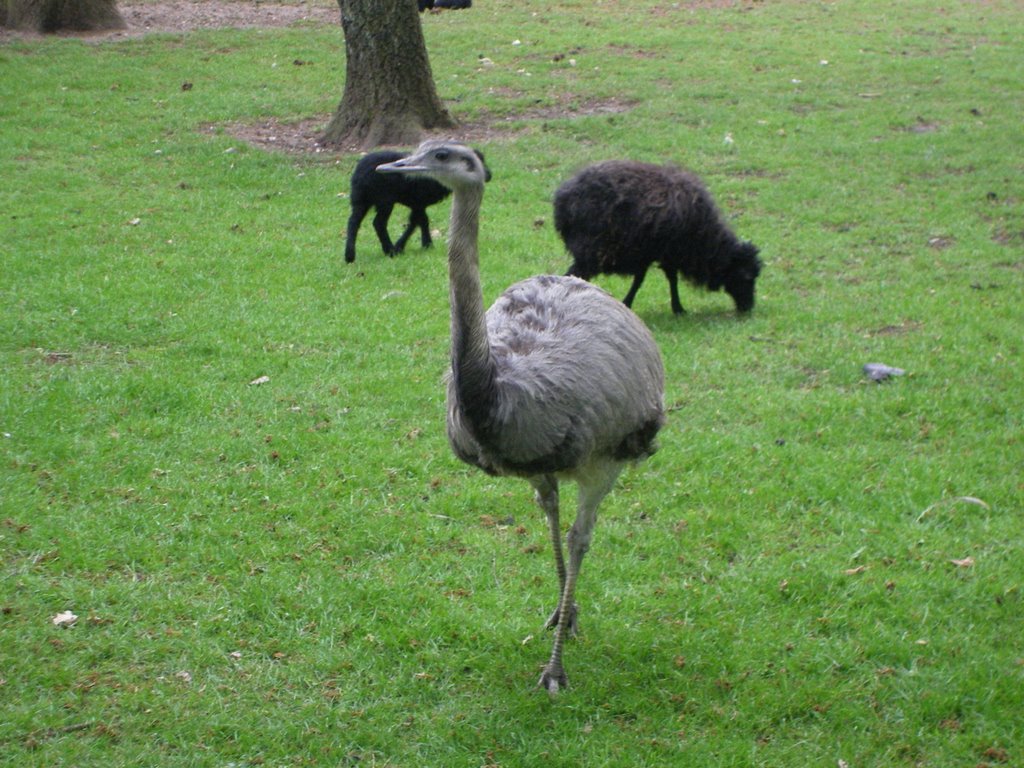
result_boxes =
[539,461,622,695]
[664,267,685,315]
[372,203,397,256]
[531,475,576,636]
[413,208,432,249]
[622,268,649,308]
[395,217,415,256]
[394,208,430,252]
[344,203,370,263]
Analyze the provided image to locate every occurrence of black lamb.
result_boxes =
[553,160,762,315]
[344,148,490,264]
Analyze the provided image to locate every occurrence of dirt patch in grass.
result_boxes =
[866,320,924,337]
[118,0,339,34]
[5,1,635,153]
[213,96,636,156]
[0,1,339,41]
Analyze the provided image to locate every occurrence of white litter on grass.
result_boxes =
[52,610,78,627]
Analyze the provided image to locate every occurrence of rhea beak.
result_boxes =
[376,158,426,175]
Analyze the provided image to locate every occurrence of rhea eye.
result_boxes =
[434,150,450,161]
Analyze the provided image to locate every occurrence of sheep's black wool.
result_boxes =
[553,160,762,315]
[420,0,472,9]
[344,149,489,264]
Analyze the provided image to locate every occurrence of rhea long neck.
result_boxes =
[446,181,499,438]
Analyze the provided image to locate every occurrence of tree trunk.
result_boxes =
[322,0,456,151]
[4,0,126,33]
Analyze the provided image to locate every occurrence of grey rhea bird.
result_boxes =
[377,140,666,694]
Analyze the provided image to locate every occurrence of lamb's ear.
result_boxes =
[473,149,493,182]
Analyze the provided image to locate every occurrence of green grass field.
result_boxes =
[2,1,1022,765]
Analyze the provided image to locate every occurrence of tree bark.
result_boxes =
[3,0,126,33]
[322,0,456,151]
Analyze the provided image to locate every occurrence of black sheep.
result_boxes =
[553,160,762,314]
[344,148,490,264]
[420,0,472,9]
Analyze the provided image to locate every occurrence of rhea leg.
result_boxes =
[539,462,623,695]
[531,474,577,636]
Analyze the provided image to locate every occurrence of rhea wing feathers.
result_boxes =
[446,275,664,477]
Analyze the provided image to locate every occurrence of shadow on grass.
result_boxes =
[637,305,757,336]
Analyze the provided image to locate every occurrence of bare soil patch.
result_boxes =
[218,94,635,157]
[4,1,633,155]
[118,0,339,36]
[220,93,636,156]
[0,1,339,41]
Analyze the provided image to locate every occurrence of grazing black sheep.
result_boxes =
[420,0,472,11]
[553,160,762,315]
[434,0,472,7]
[344,149,490,264]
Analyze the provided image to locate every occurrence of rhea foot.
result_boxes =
[538,664,568,695]
[544,601,579,636]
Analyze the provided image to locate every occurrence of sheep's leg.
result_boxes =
[393,208,421,253]
[622,268,649,308]
[531,475,576,636]
[411,208,432,249]
[344,204,370,263]
[539,461,622,695]
[664,267,686,315]
[372,204,398,256]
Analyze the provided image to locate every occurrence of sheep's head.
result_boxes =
[723,241,762,313]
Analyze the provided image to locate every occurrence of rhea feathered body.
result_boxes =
[448,273,664,477]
